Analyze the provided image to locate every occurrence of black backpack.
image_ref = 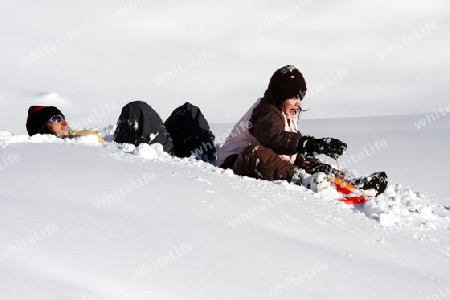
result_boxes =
[164,102,216,162]
[114,101,173,153]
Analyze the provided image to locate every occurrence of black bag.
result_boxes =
[164,102,216,162]
[114,101,173,153]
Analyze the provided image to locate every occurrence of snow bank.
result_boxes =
[1,116,449,300]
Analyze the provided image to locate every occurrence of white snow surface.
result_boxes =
[1,114,450,300]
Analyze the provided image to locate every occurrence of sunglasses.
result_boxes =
[48,115,66,123]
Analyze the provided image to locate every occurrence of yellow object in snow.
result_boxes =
[67,130,105,143]
[329,176,357,191]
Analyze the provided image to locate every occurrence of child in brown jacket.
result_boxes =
[217,65,387,194]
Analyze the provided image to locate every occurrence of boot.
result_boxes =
[351,171,388,195]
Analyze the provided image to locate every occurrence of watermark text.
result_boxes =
[266,262,328,299]
[71,102,119,130]
[414,105,450,129]
[153,50,215,87]
[0,224,59,261]
[19,31,81,67]
[251,0,313,35]
[377,22,439,59]
[0,154,21,172]
[338,140,388,170]
[94,172,155,208]
[131,243,193,279]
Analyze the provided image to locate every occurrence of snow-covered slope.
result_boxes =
[1,115,449,300]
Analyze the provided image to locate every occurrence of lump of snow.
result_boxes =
[0,131,12,136]
[133,143,167,160]
[29,134,61,143]
[149,132,159,142]
[70,134,101,145]
[419,206,435,219]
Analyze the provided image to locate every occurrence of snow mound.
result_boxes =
[362,183,450,229]
[71,134,103,145]
[0,131,12,136]
[133,143,169,160]
[0,133,105,147]
[2,130,448,236]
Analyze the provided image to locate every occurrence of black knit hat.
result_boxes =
[267,65,307,100]
[26,106,64,136]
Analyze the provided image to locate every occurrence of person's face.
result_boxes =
[282,98,302,115]
[47,115,69,137]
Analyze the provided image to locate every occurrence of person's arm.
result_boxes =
[249,103,302,155]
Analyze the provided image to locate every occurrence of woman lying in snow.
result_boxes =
[217,65,387,195]
[25,105,105,142]
[25,102,216,163]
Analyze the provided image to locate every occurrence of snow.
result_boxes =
[133,143,168,160]
[0,131,12,137]
[1,113,449,299]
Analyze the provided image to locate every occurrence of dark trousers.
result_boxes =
[229,144,298,181]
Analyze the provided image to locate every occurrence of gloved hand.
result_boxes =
[298,136,347,159]
[305,161,333,175]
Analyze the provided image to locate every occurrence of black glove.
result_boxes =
[298,136,347,159]
[305,161,333,175]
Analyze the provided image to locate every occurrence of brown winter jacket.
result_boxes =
[249,97,303,156]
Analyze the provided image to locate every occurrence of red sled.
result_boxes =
[331,177,369,205]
